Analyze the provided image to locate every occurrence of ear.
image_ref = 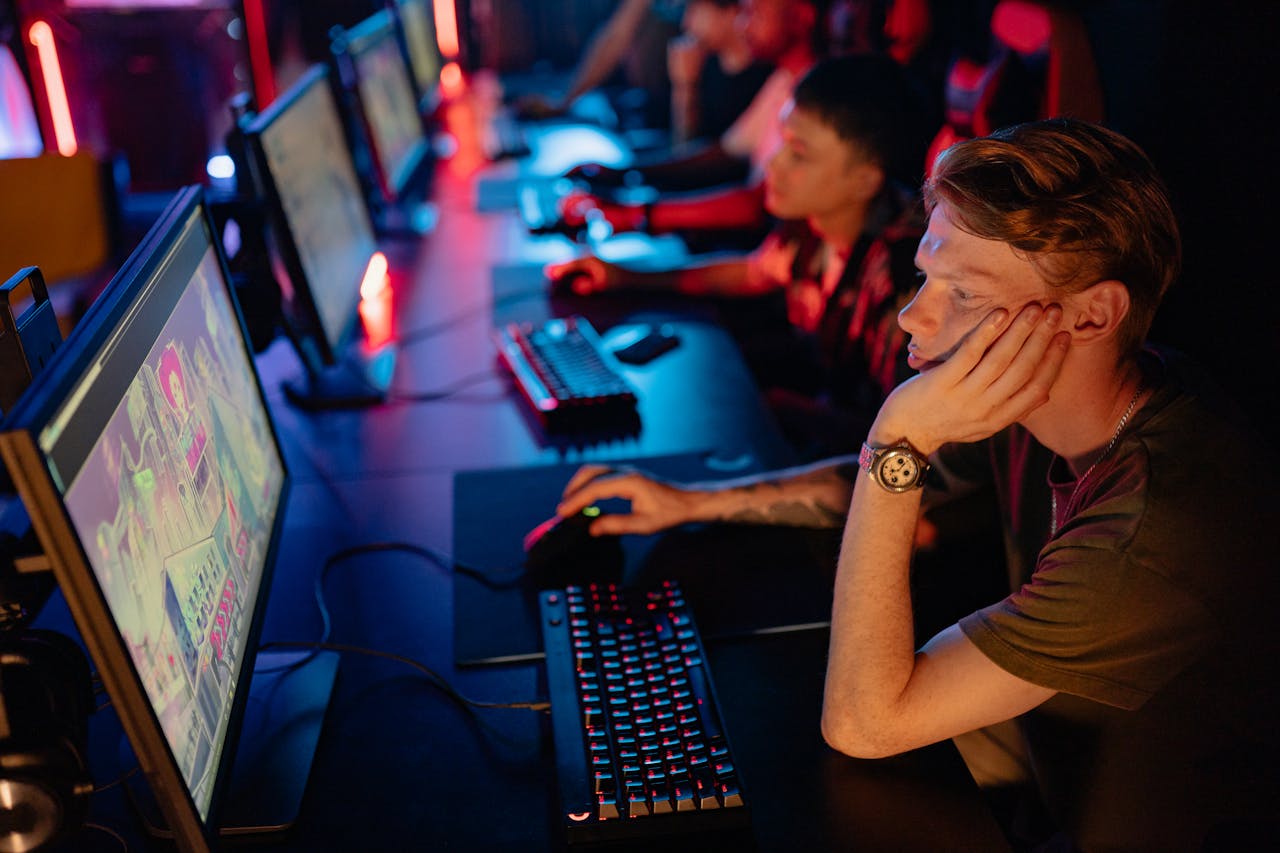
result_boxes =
[850,161,886,203]
[1067,279,1130,344]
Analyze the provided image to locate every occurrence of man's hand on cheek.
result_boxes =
[872,303,1070,454]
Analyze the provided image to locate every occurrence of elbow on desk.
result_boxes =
[820,705,906,760]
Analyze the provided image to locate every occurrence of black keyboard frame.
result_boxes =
[540,583,750,846]
[495,316,638,433]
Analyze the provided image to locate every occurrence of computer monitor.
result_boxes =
[0,187,334,849]
[241,64,393,410]
[392,0,442,112]
[332,9,435,234]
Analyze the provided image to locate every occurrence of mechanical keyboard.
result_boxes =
[540,582,749,845]
[494,316,638,432]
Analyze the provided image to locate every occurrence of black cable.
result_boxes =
[383,368,507,404]
[81,822,128,853]
[257,640,549,713]
[396,286,546,348]
[92,765,140,795]
[254,541,524,676]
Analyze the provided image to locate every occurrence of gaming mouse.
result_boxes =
[547,269,594,296]
[523,506,624,588]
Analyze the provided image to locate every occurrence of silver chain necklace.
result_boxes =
[1049,381,1144,538]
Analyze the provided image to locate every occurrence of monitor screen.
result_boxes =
[395,0,442,101]
[342,10,429,201]
[243,64,378,368]
[0,187,288,847]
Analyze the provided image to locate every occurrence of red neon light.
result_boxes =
[359,251,390,300]
[358,252,393,348]
[439,61,463,99]
[241,0,276,107]
[358,287,394,350]
[433,0,460,59]
[27,20,77,156]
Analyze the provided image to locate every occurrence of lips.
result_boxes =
[906,346,942,371]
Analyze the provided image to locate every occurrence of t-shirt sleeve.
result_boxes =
[960,544,1214,710]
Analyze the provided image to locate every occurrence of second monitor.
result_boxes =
[241,64,395,411]
[332,8,437,236]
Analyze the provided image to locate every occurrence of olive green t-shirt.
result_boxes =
[934,349,1280,850]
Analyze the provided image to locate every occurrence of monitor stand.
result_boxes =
[375,199,438,239]
[282,344,397,412]
[126,649,339,838]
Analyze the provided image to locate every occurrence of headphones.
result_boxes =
[0,630,94,853]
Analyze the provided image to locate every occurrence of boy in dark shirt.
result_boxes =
[556,119,1280,849]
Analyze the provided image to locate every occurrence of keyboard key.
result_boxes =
[539,583,749,843]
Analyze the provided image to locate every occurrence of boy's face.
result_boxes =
[742,0,806,61]
[764,102,879,221]
[901,201,1059,372]
[683,2,738,50]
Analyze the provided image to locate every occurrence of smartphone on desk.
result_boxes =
[611,325,680,365]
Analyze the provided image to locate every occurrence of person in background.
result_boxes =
[550,54,926,455]
[668,0,775,145]
[516,0,685,130]
[559,0,825,243]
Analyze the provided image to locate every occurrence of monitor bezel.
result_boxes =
[241,63,375,370]
[390,0,443,112]
[334,8,432,204]
[0,186,291,850]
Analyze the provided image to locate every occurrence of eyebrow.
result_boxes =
[913,256,1002,285]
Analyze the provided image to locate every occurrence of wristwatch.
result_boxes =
[859,439,930,493]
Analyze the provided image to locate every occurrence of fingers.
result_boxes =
[968,303,1058,388]
[558,191,601,226]
[545,258,609,294]
[561,464,615,500]
[905,302,1069,444]
[1001,329,1070,421]
[557,469,645,517]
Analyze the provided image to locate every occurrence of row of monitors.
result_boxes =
[0,2,446,850]
[239,2,440,405]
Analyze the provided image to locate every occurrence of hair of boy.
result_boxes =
[790,52,923,184]
[925,118,1181,356]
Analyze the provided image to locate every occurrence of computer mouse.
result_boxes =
[547,269,594,296]
[523,506,624,588]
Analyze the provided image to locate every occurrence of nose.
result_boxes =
[897,281,938,338]
[764,146,783,181]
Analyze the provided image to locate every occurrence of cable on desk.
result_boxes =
[396,286,547,348]
[393,539,527,588]
[92,765,140,794]
[257,640,550,713]
[384,367,507,404]
[255,541,524,677]
[81,822,128,853]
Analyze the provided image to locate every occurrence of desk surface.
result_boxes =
[41,99,1009,852]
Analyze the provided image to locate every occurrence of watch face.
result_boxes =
[878,450,922,490]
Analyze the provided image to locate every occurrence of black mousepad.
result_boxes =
[453,451,838,665]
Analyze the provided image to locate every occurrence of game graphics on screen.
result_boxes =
[60,249,283,812]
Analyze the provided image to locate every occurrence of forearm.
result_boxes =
[563,0,651,104]
[650,182,767,234]
[822,468,922,753]
[683,456,860,528]
[604,257,752,297]
[635,144,751,191]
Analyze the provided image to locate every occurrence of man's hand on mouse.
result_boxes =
[556,465,705,536]
[544,257,623,295]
